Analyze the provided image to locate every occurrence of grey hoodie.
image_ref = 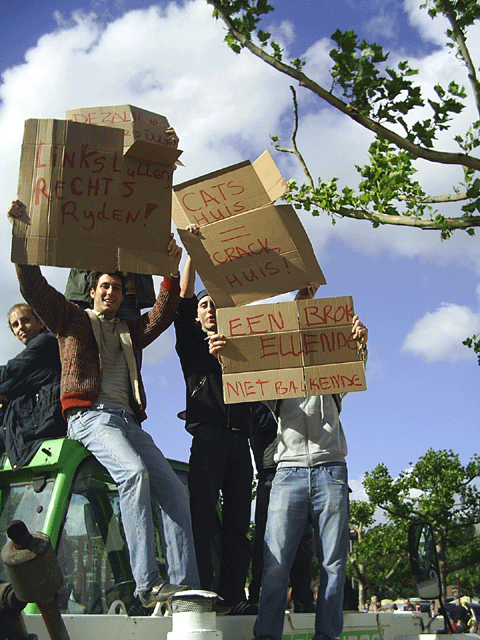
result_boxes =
[265,394,347,468]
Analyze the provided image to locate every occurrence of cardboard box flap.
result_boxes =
[252,150,288,203]
[21,117,122,153]
[220,332,304,373]
[15,118,124,245]
[217,300,299,337]
[22,118,67,146]
[222,362,366,403]
[300,327,362,366]
[125,140,181,165]
[173,159,251,192]
[65,104,182,165]
[66,104,169,143]
[172,150,287,229]
[117,246,177,275]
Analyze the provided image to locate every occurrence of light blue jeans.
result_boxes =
[254,463,349,640]
[68,402,200,594]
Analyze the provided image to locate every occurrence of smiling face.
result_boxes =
[196,295,217,332]
[9,306,44,345]
[90,274,125,320]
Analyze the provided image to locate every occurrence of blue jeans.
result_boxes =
[253,463,349,640]
[249,468,314,606]
[68,402,200,594]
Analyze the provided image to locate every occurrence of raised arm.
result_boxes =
[130,232,183,349]
[180,255,196,299]
[180,224,200,299]
[7,200,84,335]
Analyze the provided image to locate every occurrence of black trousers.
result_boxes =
[188,425,253,603]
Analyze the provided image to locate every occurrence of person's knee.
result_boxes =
[122,460,149,487]
[262,560,286,586]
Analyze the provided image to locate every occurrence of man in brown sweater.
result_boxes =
[7,199,200,607]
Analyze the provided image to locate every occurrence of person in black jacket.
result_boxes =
[174,229,254,615]
[0,303,66,468]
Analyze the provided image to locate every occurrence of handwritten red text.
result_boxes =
[301,303,354,328]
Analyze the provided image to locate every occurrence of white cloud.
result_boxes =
[404,0,450,46]
[364,13,396,41]
[0,0,296,360]
[348,477,389,527]
[1,0,478,266]
[1,0,480,367]
[403,302,480,361]
[349,476,368,502]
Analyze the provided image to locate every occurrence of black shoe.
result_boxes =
[214,597,233,615]
[139,582,189,607]
[293,600,316,613]
[247,600,259,615]
[226,599,258,615]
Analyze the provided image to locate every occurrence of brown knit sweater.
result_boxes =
[16,265,180,422]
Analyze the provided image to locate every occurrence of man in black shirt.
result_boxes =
[174,232,253,614]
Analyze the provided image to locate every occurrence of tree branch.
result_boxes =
[384,553,406,580]
[270,82,480,230]
[208,0,480,171]
[442,0,480,116]
[290,195,480,229]
[272,86,315,186]
[397,192,468,203]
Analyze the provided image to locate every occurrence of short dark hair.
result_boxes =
[90,271,126,308]
[7,303,41,333]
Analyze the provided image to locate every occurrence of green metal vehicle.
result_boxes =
[0,438,470,640]
[0,437,191,617]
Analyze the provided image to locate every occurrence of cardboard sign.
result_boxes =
[13,107,182,274]
[172,151,326,307]
[172,151,287,228]
[217,296,367,403]
[65,104,180,164]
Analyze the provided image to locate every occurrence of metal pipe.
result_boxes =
[1,520,71,640]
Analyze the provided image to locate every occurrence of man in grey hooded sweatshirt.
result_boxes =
[208,282,368,640]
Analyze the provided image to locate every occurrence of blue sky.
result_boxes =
[0,0,479,500]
